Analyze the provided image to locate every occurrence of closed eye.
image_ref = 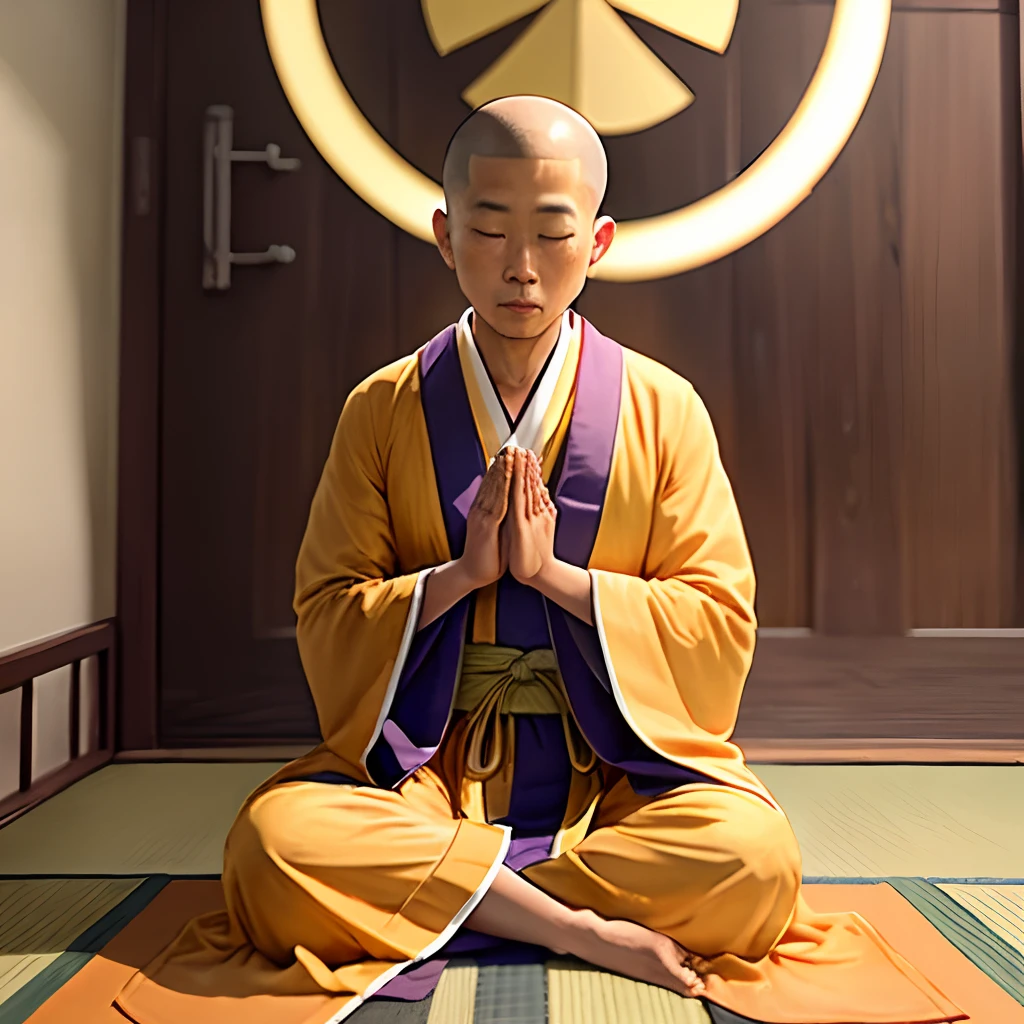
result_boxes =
[541,234,574,241]
[473,229,504,238]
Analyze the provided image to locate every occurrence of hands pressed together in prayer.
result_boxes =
[420,443,592,629]
[463,445,556,590]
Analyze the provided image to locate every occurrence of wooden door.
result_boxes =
[155,0,1022,745]
[159,1,402,741]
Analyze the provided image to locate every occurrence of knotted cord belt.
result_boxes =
[450,644,597,821]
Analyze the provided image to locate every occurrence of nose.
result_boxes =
[504,238,538,285]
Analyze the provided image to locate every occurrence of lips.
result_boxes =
[501,302,540,311]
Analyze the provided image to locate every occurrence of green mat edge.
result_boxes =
[474,962,545,1024]
[886,877,1024,1007]
[0,874,170,1024]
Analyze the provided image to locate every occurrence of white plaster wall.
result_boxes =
[0,0,126,797]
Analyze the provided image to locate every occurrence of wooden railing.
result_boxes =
[0,620,116,825]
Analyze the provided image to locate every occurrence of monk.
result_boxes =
[114,96,965,1023]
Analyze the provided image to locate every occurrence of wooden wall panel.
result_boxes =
[809,11,906,635]
[731,2,1019,632]
[899,11,1019,627]
[738,634,1024,740]
[729,4,830,627]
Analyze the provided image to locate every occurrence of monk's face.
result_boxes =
[433,156,615,337]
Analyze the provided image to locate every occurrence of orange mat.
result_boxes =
[802,885,1024,1024]
[24,882,225,1024]
[23,882,1024,1023]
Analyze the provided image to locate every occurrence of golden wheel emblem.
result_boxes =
[261,0,891,282]
[422,0,739,136]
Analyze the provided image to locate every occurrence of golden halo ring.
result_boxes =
[261,0,891,283]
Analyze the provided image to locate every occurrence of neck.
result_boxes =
[471,311,563,405]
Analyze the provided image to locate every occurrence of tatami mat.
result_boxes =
[547,960,711,1023]
[939,884,1024,957]
[755,764,1024,879]
[425,963,475,1024]
[0,762,280,875]
[0,763,1021,879]
[0,878,142,1005]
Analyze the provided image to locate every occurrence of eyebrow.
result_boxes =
[472,199,577,216]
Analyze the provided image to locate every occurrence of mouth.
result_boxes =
[500,301,541,313]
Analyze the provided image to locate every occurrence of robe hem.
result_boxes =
[323,820,512,1024]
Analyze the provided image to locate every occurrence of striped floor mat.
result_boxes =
[1,764,1022,1022]
[1,875,1021,1023]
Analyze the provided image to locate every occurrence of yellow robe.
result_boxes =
[114,312,965,1024]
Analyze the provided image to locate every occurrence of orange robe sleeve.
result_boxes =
[293,362,443,780]
[593,379,755,741]
[583,368,777,805]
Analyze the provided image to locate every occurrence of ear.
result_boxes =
[432,208,456,270]
[588,215,617,269]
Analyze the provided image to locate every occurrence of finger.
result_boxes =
[487,465,512,515]
[512,449,527,515]
[475,471,498,512]
[676,966,704,997]
[498,455,513,516]
[499,452,512,495]
[483,450,512,499]
[535,465,548,514]
[690,955,712,977]
[470,482,490,514]
[537,474,548,516]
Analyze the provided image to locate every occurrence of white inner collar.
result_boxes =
[458,306,572,454]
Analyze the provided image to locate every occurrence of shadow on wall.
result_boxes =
[0,0,125,791]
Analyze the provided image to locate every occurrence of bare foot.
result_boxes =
[462,865,706,999]
[563,910,707,999]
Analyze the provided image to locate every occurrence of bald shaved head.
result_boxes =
[443,95,607,217]
[432,95,616,343]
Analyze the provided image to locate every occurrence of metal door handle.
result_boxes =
[231,244,296,266]
[230,144,301,171]
[202,105,301,291]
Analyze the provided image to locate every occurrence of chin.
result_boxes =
[493,306,546,337]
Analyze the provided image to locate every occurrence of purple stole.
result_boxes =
[364,315,714,799]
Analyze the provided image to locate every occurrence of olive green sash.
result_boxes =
[453,644,597,796]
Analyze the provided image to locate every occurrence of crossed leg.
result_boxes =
[222,762,799,1004]
[522,773,802,961]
